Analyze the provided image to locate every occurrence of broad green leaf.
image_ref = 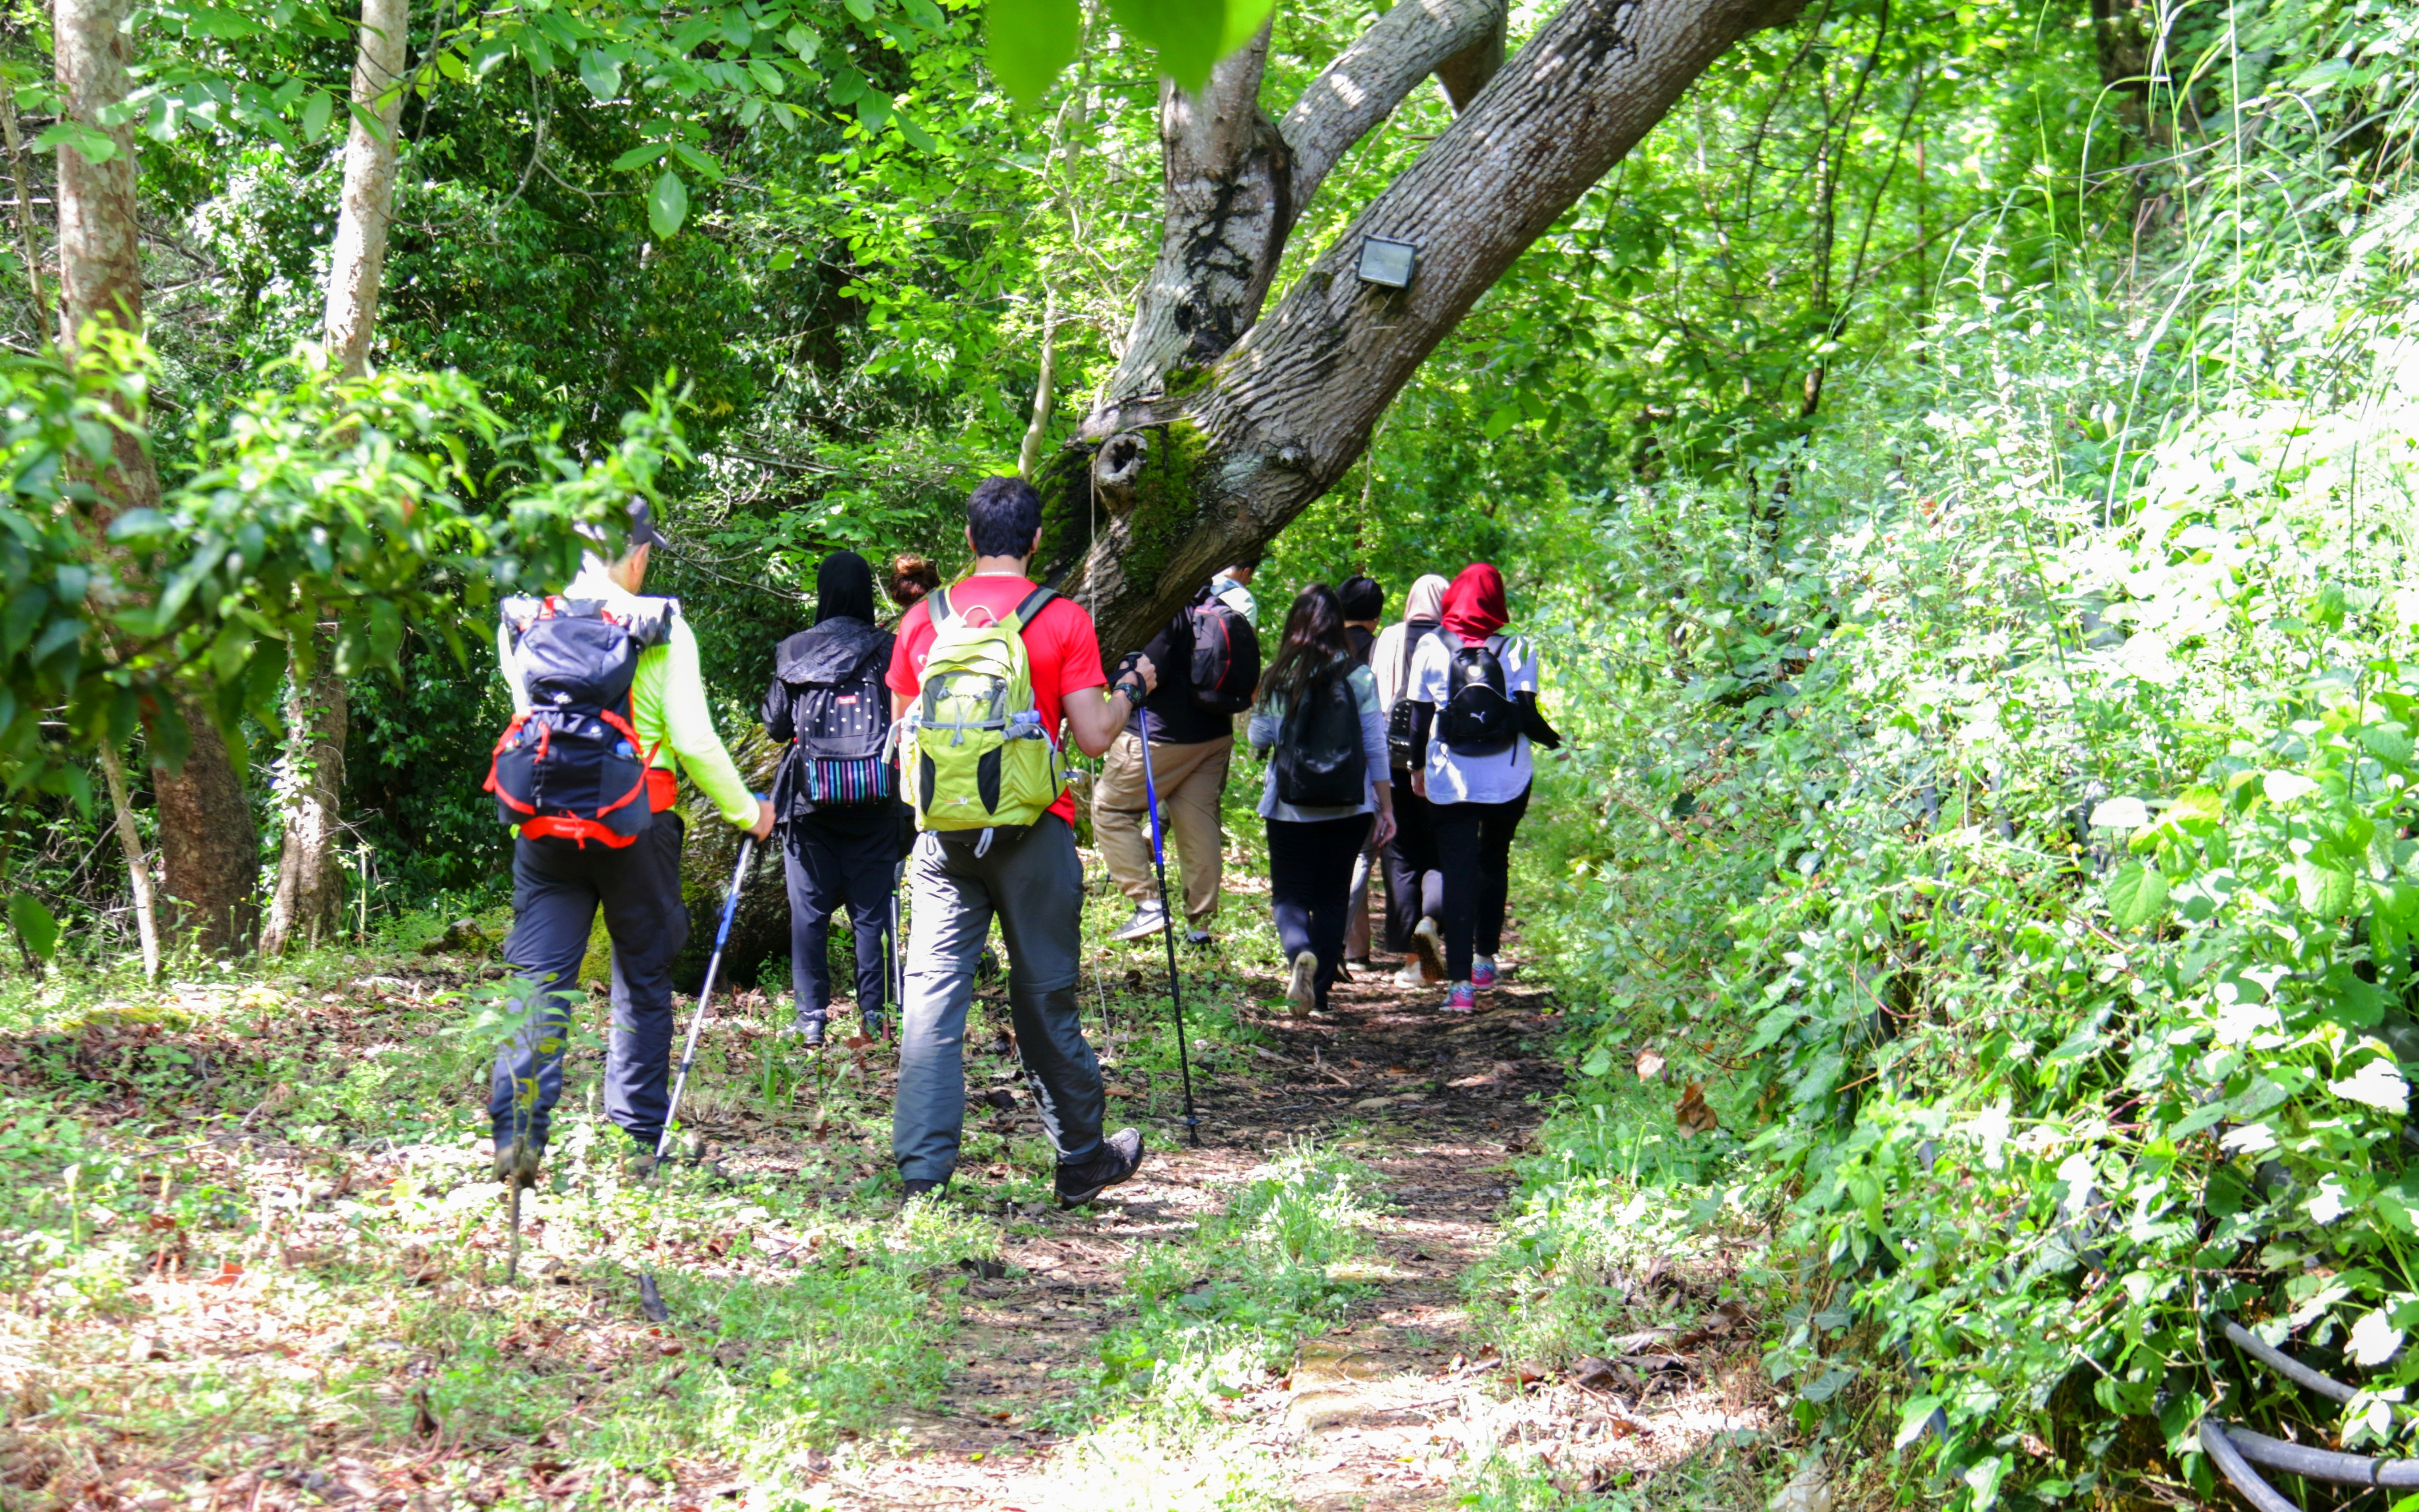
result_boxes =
[301,89,332,142]
[611,143,667,172]
[1221,0,1274,51]
[2105,863,2168,930]
[785,25,820,60]
[844,0,874,18]
[6,894,57,961]
[986,0,1080,107]
[2263,770,2318,805]
[579,48,623,102]
[896,113,938,152]
[2363,724,2414,766]
[769,247,798,271]
[1893,1395,1943,1449]
[1111,0,1228,93]
[1483,406,1517,440]
[648,169,690,238]
[2331,1059,2409,1114]
[2295,860,2356,918]
[2088,796,2150,830]
[33,120,117,164]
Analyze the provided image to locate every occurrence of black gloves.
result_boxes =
[1517,691,1563,750]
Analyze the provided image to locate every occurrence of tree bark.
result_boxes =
[1045,0,1808,655]
[265,0,409,953]
[2091,0,2153,137]
[148,699,258,955]
[58,0,262,958]
[261,631,348,955]
[96,742,161,979]
[322,0,409,377]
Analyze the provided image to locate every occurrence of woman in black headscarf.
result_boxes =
[761,551,906,1045]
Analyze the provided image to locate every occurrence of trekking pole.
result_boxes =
[1135,712,1201,1147]
[888,858,906,1043]
[637,832,756,1323]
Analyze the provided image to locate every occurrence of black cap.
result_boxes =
[627,499,663,550]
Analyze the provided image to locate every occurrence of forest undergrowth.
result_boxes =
[1477,172,2419,1512]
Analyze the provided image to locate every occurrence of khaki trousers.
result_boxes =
[1093,732,1229,922]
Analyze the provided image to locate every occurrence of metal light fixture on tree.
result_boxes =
[1356,237,1417,290]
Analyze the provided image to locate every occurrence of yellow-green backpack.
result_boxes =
[904,585,1067,838]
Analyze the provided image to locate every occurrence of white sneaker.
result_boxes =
[1283,952,1318,1016]
[1409,917,1445,982]
[1115,902,1167,941]
[1393,961,1426,989]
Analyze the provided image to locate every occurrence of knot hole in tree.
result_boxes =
[1094,431,1150,515]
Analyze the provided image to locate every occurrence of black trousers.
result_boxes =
[782,806,901,1026]
[1380,767,1443,953]
[491,812,688,1152]
[1430,785,1530,982]
[1266,813,1373,1012]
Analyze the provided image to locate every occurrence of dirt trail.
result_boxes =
[833,950,1569,1511]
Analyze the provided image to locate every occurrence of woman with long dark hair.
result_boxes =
[1245,585,1396,1015]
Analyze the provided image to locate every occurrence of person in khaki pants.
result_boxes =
[1094,567,1255,946]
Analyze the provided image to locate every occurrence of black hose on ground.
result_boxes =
[2215,1423,2419,1488]
[2200,1420,2307,1512]
[2223,1320,2359,1405]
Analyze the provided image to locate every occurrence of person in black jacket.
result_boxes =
[1093,570,1254,946]
[1337,575,1385,963]
[762,551,907,1046]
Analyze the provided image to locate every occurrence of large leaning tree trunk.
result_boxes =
[57,0,259,957]
[263,0,409,956]
[1035,0,1805,654]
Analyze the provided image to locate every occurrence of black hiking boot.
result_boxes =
[901,1176,950,1207]
[493,1138,542,1191]
[1056,1128,1146,1208]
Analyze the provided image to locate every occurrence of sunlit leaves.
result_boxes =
[648,170,691,238]
[986,0,1080,108]
[2104,864,2168,930]
[5,894,58,960]
[578,47,625,102]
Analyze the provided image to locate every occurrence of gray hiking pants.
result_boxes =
[893,813,1105,1183]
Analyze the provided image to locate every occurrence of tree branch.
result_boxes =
[1279,0,1508,212]
[1054,0,1813,654]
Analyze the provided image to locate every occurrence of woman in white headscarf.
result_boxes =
[1370,574,1451,985]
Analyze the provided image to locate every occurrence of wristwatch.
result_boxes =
[1115,678,1147,705]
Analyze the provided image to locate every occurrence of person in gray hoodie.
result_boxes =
[761,551,909,1045]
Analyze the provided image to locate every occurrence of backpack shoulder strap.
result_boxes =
[929,586,955,629]
[1006,586,1058,634]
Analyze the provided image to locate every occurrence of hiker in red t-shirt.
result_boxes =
[885,476,1158,1206]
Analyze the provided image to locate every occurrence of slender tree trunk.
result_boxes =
[96,743,161,978]
[1042,0,1808,655]
[1018,289,1059,480]
[262,631,349,954]
[1,93,51,342]
[264,0,409,954]
[321,0,409,377]
[58,0,261,957]
[2091,0,2153,139]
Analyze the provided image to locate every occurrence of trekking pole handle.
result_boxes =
[1136,710,1167,866]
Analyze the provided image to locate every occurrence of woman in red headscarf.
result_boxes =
[1401,563,1559,1011]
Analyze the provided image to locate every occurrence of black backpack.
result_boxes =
[1384,619,1437,770]
[1273,666,1367,807]
[1187,592,1261,715]
[1440,634,1519,755]
[485,596,673,847]
[772,624,894,809]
